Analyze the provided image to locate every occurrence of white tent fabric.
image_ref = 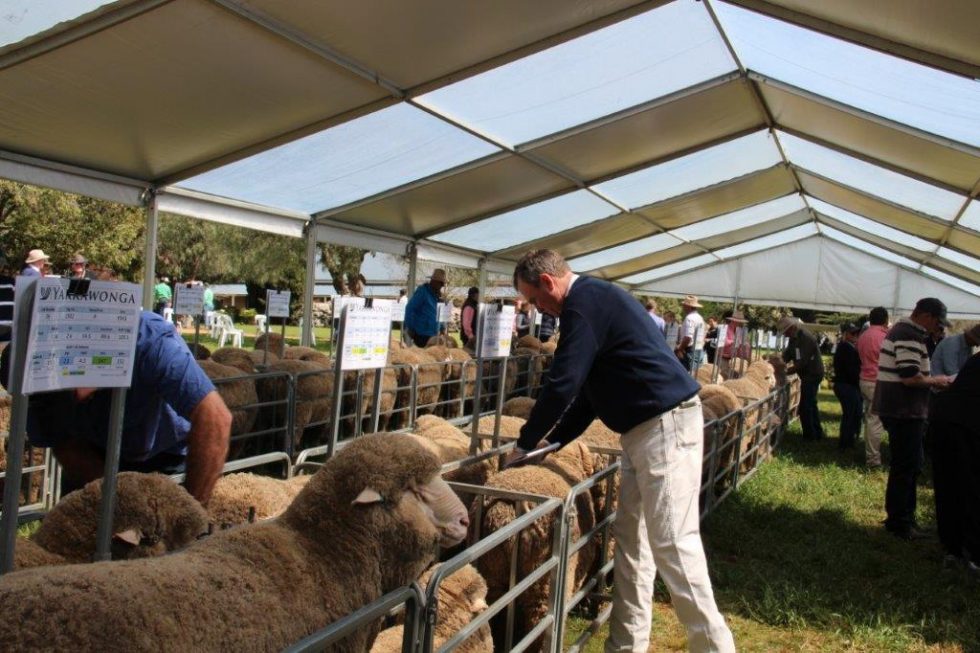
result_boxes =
[0,0,978,314]
[636,236,980,318]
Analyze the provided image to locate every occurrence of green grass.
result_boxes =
[567,387,979,652]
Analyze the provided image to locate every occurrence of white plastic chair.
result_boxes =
[162,307,175,324]
[216,314,244,348]
[254,314,267,336]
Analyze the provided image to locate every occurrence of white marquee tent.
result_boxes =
[1,0,978,329]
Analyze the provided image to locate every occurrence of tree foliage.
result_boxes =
[319,245,367,294]
[0,180,145,278]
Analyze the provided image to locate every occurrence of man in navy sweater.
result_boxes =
[506,250,734,653]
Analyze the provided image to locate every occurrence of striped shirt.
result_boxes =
[872,317,931,419]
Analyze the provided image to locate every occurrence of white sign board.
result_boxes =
[533,310,542,326]
[338,305,392,371]
[16,278,142,394]
[389,301,406,322]
[333,295,366,321]
[478,304,514,358]
[716,324,728,348]
[437,302,453,323]
[174,284,204,316]
[266,289,291,319]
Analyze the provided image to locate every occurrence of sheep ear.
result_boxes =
[352,488,384,505]
[113,528,142,546]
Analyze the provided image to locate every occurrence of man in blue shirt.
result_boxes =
[505,250,734,653]
[931,323,979,377]
[2,311,231,504]
[403,268,446,347]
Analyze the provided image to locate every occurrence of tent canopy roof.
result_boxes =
[1,0,978,315]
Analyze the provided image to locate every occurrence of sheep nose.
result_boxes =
[458,513,470,529]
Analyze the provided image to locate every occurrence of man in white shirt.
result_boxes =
[676,295,706,372]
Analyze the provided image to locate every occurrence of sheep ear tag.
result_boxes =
[352,488,384,505]
[113,529,142,546]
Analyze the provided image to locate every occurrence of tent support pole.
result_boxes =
[302,217,317,347]
[406,244,419,299]
[141,190,158,311]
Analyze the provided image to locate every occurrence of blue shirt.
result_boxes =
[518,276,699,450]
[403,283,441,339]
[29,311,215,461]
[931,333,972,377]
[649,312,666,333]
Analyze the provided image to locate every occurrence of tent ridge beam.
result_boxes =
[156,97,399,186]
[0,148,149,189]
[718,0,980,80]
[917,175,980,272]
[776,126,972,196]
[313,151,515,220]
[748,72,980,158]
[206,0,406,98]
[402,0,676,99]
[794,165,958,231]
[515,71,743,152]
[0,0,175,71]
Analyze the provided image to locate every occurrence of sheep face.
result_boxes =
[357,475,467,549]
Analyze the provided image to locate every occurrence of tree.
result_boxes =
[319,245,367,295]
[0,180,145,278]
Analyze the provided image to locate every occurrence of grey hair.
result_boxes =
[512,249,570,289]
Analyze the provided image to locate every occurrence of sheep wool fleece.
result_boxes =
[0,434,447,653]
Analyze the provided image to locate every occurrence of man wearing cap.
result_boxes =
[873,298,954,540]
[931,323,980,378]
[20,249,49,277]
[833,324,863,450]
[857,307,889,468]
[68,253,96,280]
[675,295,706,372]
[778,316,825,441]
[506,250,735,653]
[404,268,446,347]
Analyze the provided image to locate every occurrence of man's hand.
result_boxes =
[183,391,231,505]
[503,439,554,469]
[931,375,954,390]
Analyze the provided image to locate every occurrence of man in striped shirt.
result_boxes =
[872,297,954,540]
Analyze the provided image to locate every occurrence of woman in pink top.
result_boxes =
[856,307,889,467]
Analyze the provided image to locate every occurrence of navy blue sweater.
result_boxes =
[518,276,700,450]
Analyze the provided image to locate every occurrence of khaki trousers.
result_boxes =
[860,379,884,466]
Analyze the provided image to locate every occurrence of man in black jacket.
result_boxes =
[833,323,862,450]
[505,250,734,653]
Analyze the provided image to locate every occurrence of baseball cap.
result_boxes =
[913,297,949,326]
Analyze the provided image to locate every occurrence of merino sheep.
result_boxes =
[390,347,443,416]
[474,445,597,653]
[14,472,208,569]
[513,347,545,391]
[370,563,492,653]
[249,348,279,368]
[207,473,311,527]
[413,416,497,496]
[187,343,211,360]
[210,347,257,374]
[425,334,458,348]
[502,396,536,420]
[254,331,287,357]
[197,359,258,440]
[475,414,526,441]
[283,346,320,360]
[0,434,469,652]
[695,362,722,385]
[516,335,544,351]
[254,359,334,450]
[540,341,557,356]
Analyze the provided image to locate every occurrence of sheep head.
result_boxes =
[286,434,469,581]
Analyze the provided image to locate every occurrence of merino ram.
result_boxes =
[0,434,469,652]
[12,473,208,569]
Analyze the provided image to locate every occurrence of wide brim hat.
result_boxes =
[776,316,800,334]
[729,310,747,323]
[430,268,447,283]
[681,294,702,308]
[70,254,87,265]
[24,249,50,264]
